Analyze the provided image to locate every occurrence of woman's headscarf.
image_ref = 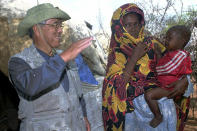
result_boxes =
[106,3,148,77]
[111,3,145,43]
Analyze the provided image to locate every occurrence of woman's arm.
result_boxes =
[123,42,148,83]
[166,75,188,98]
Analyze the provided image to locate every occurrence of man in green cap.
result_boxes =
[8,3,92,131]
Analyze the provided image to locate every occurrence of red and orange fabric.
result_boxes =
[102,3,165,130]
[174,96,191,131]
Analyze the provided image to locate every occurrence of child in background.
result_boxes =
[144,25,192,128]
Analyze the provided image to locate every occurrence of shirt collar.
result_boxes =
[36,48,50,61]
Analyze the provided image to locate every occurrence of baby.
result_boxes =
[144,25,192,128]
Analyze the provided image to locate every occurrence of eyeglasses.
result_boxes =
[39,22,64,30]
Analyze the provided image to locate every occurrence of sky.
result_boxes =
[4,0,197,33]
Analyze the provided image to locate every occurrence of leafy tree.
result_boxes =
[164,7,197,33]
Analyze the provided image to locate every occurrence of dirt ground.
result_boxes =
[185,84,197,131]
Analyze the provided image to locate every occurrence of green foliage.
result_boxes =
[163,7,197,33]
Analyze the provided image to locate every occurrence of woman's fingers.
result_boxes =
[129,42,148,62]
[135,42,148,56]
[137,42,148,51]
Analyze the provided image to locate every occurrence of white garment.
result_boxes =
[125,95,177,131]
[183,75,194,97]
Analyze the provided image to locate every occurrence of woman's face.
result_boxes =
[123,13,142,38]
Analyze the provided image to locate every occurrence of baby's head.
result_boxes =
[165,25,191,51]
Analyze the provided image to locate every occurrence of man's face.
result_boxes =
[40,18,64,48]
[123,13,142,38]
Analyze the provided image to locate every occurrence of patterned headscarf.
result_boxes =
[106,3,150,78]
[110,3,145,44]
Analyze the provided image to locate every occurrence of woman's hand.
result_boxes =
[166,76,188,99]
[131,42,148,62]
[123,42,148,82]
[84,117,91,131]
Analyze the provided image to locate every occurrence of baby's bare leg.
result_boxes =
[144,88,169,128]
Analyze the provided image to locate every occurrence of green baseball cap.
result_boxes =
[17,3,71,37]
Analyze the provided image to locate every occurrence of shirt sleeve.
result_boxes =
[178,54,192,75]
[8,55,67,97]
